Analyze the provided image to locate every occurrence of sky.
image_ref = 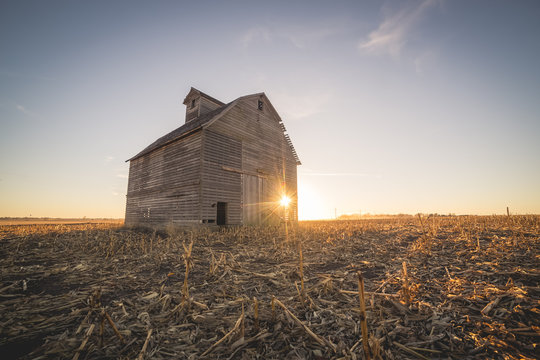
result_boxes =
[1,0,539,220]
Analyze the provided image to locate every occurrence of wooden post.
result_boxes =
[507,206,510,217]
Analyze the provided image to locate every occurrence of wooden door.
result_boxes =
[216,202,227,225]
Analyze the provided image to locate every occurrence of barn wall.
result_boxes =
[207,97,298,224]
[125,132,202,227]
[200,129,242,225]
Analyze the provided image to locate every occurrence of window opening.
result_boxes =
[216,202,227,225]
[257,100,264,111]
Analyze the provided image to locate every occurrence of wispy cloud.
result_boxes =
[359,0,440,57]
[15,104,37,117]
[116,173,128,179]
[105,156,114,163]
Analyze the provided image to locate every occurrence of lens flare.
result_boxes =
[279,195,291,208]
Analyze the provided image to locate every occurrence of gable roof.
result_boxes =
[127,92,301,165]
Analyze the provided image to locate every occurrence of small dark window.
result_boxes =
[257,100,264,111]
[191,99,196,108]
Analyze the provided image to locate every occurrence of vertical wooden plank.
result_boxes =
[199,130,206,223]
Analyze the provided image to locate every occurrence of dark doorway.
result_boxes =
[216,202,227,225]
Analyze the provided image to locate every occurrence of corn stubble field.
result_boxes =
[0,216,539,359]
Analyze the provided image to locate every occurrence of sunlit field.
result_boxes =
[1,216,538,359]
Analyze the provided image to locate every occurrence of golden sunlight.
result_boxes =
[279,195,291,208]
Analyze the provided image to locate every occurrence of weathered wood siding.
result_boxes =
[200,130,242,225]
[206,97,298,224]
[199,97,221,116]
[126,91,299,227]
[125,132,202,227]
[243,175,264,225]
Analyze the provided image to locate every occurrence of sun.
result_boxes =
[279,195,291,208]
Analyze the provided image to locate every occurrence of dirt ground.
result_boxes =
[0,216,538,359]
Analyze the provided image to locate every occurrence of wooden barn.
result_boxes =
[125,88,301,227]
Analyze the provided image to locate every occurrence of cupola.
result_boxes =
[182,87,225,123]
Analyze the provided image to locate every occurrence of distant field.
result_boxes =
[0,216,538,359]
[0,218,124,225]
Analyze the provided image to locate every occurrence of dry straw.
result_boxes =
[1,216,538,359]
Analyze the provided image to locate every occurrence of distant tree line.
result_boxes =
[337,213,460,220]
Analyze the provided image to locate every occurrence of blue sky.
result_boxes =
[1,0,539,219]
